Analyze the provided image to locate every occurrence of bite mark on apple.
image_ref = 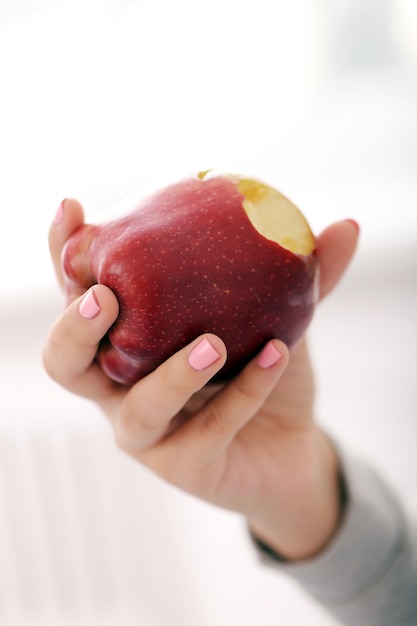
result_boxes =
[62,172,318,385]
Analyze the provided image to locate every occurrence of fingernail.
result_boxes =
[54,199,67,224]
[345,218,360,233]
[79,288,100,320]
[188,338,221,371]
[257,341,283,369]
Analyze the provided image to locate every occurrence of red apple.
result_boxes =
[62,171,318,385]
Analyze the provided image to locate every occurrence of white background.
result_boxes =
[0,1,416,625]
[0,0,416,296]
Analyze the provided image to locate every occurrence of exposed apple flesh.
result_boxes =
[62,172,318,385]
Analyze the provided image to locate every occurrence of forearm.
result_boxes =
[248,431,343,561]
[251,447,417,625]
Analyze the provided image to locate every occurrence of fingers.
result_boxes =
[49,198,84,289]
[43,284,120,401]
[115,338,289,465]
[115,334,228,451]
[182,339,289,453]
[316,219,359,301]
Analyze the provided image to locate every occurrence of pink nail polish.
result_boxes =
[257,341,282,369]
[188,338,221,371]
[345,218,360,233]
[79,289,100,320]
[54,199,67,224]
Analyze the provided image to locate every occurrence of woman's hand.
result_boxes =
[44,199,359,560]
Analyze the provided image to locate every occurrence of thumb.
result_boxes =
[317,219,359,301]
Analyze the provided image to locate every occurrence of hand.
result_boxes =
[44,199,359,560]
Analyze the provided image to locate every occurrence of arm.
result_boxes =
[44,199,355,561]
[252,446,417,625]
[44,199,417,624]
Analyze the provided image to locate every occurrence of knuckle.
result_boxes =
[116,399,143,440]
[158,361,195,398]
[113,419,129,451]
[233,375,260,403]
[113,407,145,453]
[198,400,228,438]
[115,394,159,447]
[42,332,63,383]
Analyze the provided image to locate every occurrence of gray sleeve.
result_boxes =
[252,449,417,625]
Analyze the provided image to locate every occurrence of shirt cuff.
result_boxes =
[251,447,415,624]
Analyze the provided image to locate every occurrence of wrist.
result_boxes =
[248,432,346,561]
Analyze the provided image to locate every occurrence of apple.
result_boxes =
[62,171,318,385]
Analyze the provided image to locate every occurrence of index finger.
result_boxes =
[43,284,120,402]
[49,198,85,289]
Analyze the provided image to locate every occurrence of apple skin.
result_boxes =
[62,174,318,385]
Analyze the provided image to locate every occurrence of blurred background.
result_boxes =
[0,0,416,624]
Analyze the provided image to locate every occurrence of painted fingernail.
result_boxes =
[345,218,360,233]
[257,341,283,369]
[79,288,100,320]
[188,338,221,371]
[54,199,67,224]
